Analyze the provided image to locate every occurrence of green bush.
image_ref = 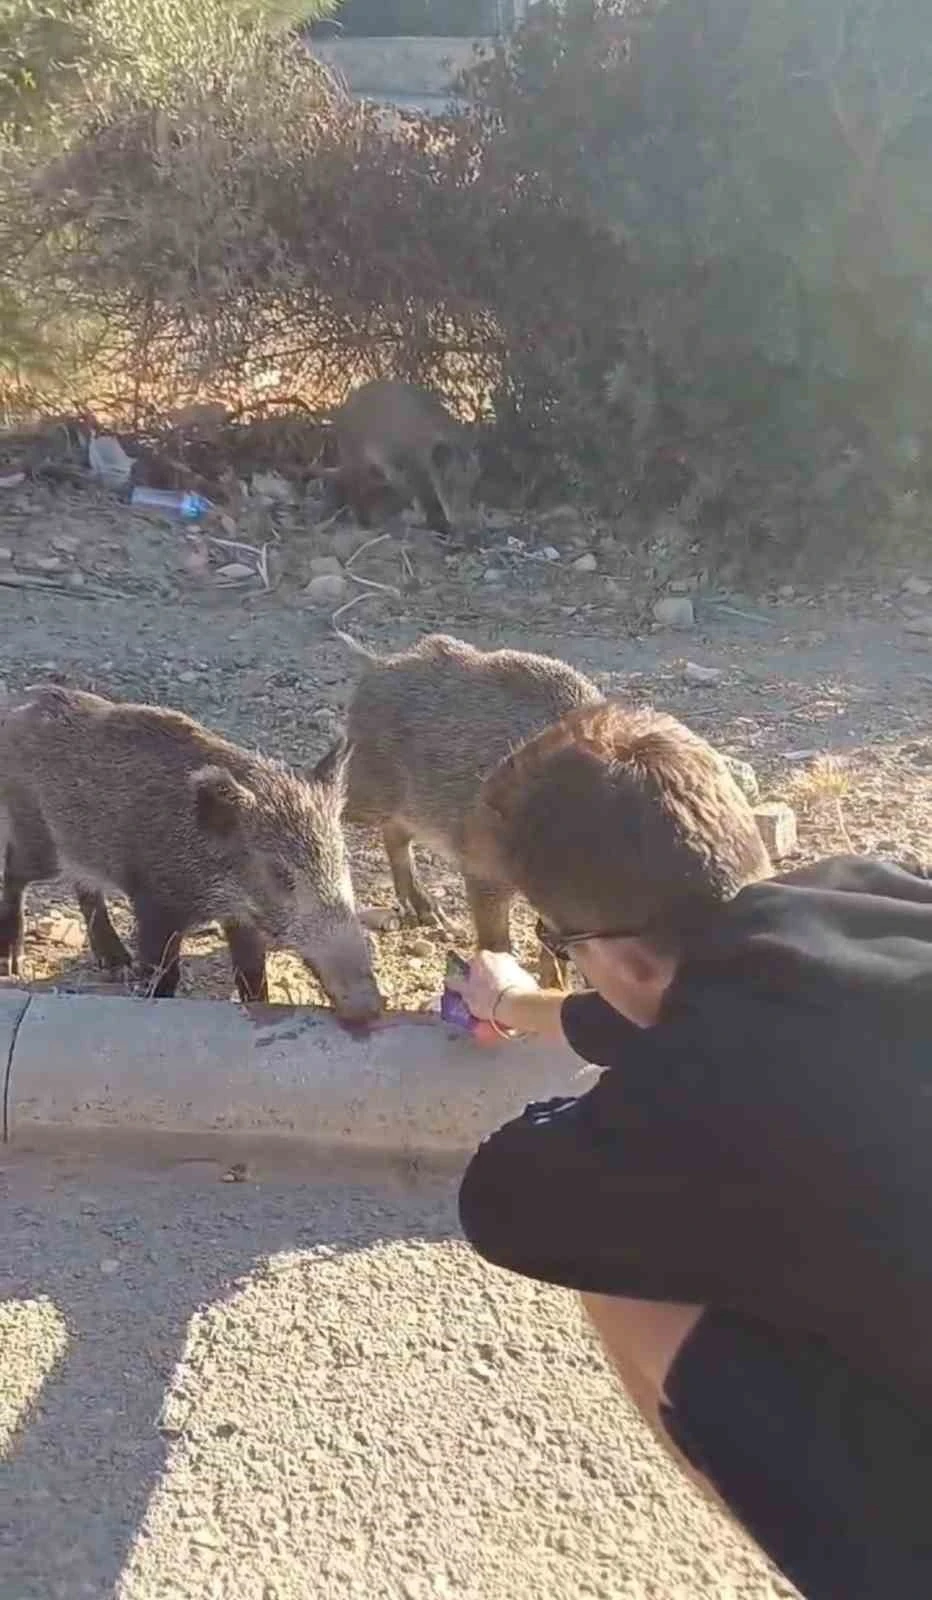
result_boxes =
[5,0,931,572]
[461,0,932,557]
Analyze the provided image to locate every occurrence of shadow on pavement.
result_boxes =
[0,1152,459,1599]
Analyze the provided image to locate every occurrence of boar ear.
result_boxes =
[191,765,256,837]
[311,736,352,792]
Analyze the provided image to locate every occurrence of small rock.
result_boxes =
[483,568,504,584]
[32,556,63,573]
[181,547,211,579]
[67,572,86,589]
[723,756,760,803]
[652,595,695,629]
[0,545,12,562]
[251,471,292,503]
[178,669,198,684]
[777,584,796,600]
[308,555,344,577]
[47,915,85,950]
[573,552,598,573]
[408,938,434,959]
[0,470,25,489]
[308,706,341,735]
[904,615,932,636]
[214,561,254,582]
[683,661,723,685]
[52,534,81,555]
[99,1257,121,1275]
[305,573,348,607]
[903,576,932,597]
[754,802,798,860]
[359,907,400,932]
[668,577,694,594]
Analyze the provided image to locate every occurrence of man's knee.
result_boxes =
[458,1135,528,1273]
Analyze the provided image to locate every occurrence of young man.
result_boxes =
[451,701,932,1600]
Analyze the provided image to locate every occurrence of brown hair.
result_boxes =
[467,700,771,947]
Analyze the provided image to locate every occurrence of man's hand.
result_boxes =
[446,951,570,1041]
[446,949,540,1023]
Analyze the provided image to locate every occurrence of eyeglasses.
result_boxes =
[535,916,648,963]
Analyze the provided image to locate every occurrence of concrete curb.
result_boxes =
[1,989,595,1159]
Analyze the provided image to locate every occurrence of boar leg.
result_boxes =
[0,842,26,977]
[76,887,132,973]
[383,820,443,926]
[538,945,569,992]
[404,456,452,538]
[223,921,269,1004]
[134,898,183,998]
[464,875,512,954]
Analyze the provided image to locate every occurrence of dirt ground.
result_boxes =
[0,474,930,1009]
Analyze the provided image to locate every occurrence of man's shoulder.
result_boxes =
[772,853,932,901]
[681,853,932,1022]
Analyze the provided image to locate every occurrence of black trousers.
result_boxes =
[459,1110,932,1600]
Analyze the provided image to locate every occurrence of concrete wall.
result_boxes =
[310,36,489,114]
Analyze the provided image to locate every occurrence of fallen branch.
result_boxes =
[0,572,133,601]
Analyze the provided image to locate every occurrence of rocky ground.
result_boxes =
[0,469,930,1010]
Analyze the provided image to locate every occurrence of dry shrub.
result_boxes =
[0,17,638,500]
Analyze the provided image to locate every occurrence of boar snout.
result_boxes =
[298,918,383,1023]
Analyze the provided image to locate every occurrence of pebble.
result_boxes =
[214,561,254,582]
[182,547,211,579]
[67,571,86,589]
[43,915,85,950]
[0,545,12,561]
[32,555,63,572]
[408,938,433,959]
[903,576,932,597]
[652,595,695,629]
[777,584,796,599]
[251,471,293,503]
[52,534,81,554]
[903,615,932,636]
[753,802,798,859]
[308,555,344,578]
[305,573,348,607]
[683,660,723,685]
[178,669,198,684]
[99,1257,121,1275]
[723,755,760,803]
[573,552,598,573]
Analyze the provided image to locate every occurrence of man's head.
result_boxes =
[467,700,771,1024]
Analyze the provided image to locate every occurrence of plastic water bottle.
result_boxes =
[130,486,212,521]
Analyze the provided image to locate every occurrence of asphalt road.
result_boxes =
[0,1146,794,1600]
